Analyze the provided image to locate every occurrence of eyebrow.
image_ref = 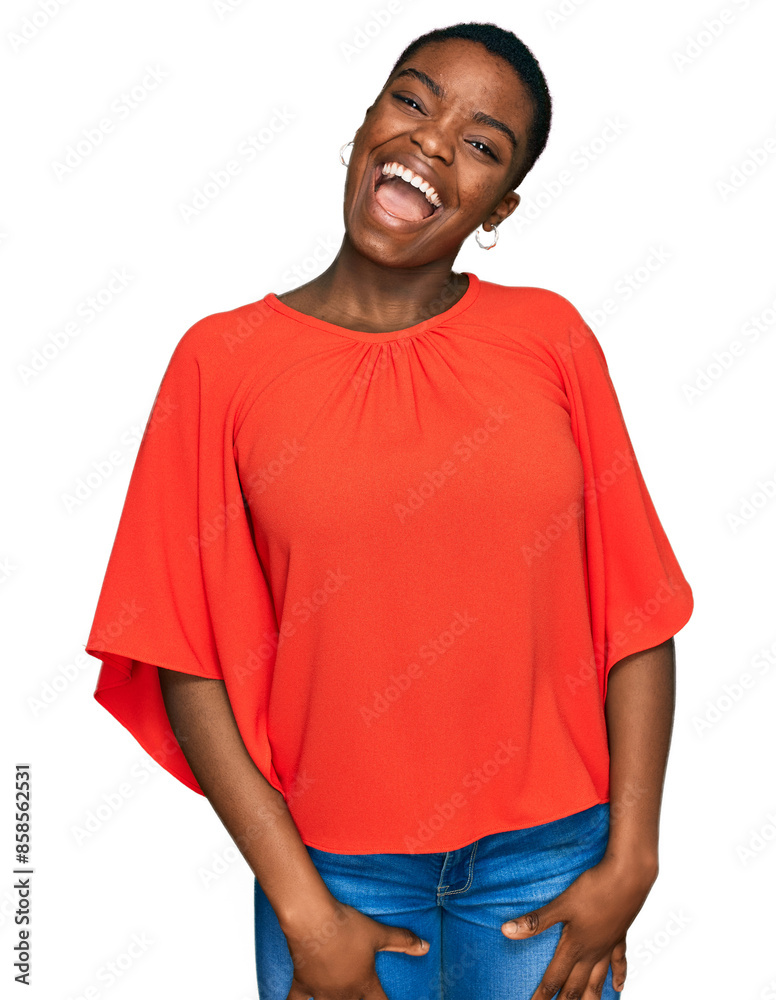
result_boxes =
[392,67,519,153]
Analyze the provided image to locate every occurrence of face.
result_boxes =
[342,38,534,267]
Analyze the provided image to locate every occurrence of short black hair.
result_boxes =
[383,21,552,191]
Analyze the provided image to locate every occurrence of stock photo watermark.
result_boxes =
[682,287,776,403]
[340,1,409,63]
[581,245,672,330]
[177,107,295,222]
[393,405,512,524]
[511,116,628,232]
[564,574,687,695]
[736,807,776,866]
[62,400,178,514]
[0,557,17,586]
[403,740,521,852]
[7,0,73,51]
[71,757,162,847]
[211,0,250,19]
[211,568,351,683]
[66,932,154,1000]
[277,235,339,291]
[522,447,634,567]
[726,468,776,533]
[17,268,135,385]
[672,0,766,73]
[691,635,776,735]
[545,0,593,30]
[360,610,477,726]
[626,907,693,984]
[716,123,776,201]
[197,769,315,889]
[28,647,120,717]
[51,66,169,179]
[186,437,306,555]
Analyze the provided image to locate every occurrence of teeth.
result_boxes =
[380,161,443,209]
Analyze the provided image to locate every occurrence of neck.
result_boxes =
[296,237,467,332]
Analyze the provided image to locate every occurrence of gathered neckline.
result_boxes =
[262,272,480,344]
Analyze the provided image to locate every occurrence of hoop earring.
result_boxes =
[475,225,499,250]
[339,140,354,166]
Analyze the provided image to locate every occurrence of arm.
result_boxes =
[603,635,675,876]
[157,669,429,997]
[156,668,335,928]
[503,638,677,997]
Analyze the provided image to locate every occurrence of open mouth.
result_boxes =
[371,162,443,224]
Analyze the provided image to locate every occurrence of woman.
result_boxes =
[86,21,694,1000]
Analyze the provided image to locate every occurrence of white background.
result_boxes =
[2,0,775,997]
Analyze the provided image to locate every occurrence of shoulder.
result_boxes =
[480,280,604,363]
[166,295,282,389]
[481,280,585,328]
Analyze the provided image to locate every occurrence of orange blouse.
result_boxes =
[85,272,693,854]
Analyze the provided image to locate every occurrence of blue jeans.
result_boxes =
[254,802,622,999]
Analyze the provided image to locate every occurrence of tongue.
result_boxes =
[374,176,434,222]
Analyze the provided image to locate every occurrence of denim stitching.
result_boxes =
[437,852,451,895]
[437,839,479,897]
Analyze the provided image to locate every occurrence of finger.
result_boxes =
[556,963,598,1000]
[375,922,431,955]
[528,951,579,1000]
[581,955,613,999]
[503,900,563,939]
[611,938,628,992]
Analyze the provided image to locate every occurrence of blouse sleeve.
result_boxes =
[84,321,282,796]
[549,296,694,702]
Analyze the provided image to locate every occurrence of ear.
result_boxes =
[499,190,521,222]
[484,191,521,230]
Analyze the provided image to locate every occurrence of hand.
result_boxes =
[283,898,430,999]
[501,852,658,997]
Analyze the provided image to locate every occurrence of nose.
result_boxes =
[408,124,454,166]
